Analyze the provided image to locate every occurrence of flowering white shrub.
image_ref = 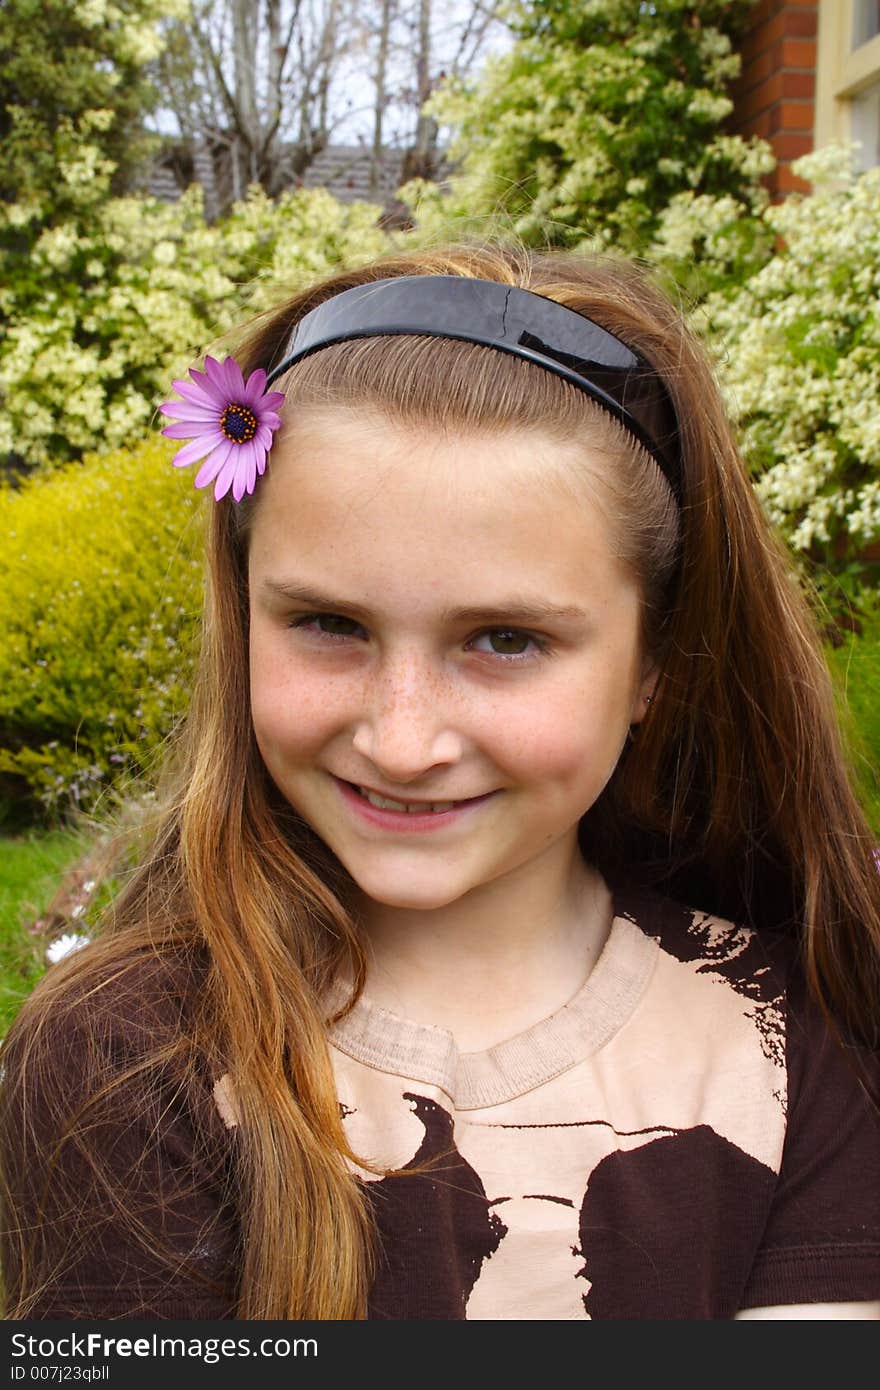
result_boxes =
[400,0,771,263]
[0,184,391,467]
[704,146,880,561]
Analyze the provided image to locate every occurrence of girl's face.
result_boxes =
[247,406,656,914]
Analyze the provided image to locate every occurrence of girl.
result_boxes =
[1,241,878,1321]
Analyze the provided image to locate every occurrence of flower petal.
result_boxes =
[261,391,286,412]
[194,440,235,489]
[158,401,222,423]
[202,355,224,382]
[254,424,274,450]
[202,361,237,405]
[162,422,216,440]
[258,411,282,431]
[234,441,259,487]
[213,451,243,501]
[245,446,258,495]
[243,368,267,404]
[169,376,220,408]
[232,462,248,502]
[222,356,246,398]
[203,355,240,402]
[172,432,227,468]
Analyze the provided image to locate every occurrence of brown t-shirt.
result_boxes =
[2,880,879,1319]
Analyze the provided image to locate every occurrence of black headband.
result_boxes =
[266,274,681,503]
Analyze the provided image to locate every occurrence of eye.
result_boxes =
[469,628,546,662]
[289,615,549,664]
[290,613,363,641]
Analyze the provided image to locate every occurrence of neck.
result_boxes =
[347,843,613,1051]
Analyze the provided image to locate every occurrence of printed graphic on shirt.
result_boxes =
[361,1092,509,1319]
[330,900,788,1320]
[636,895,787,1072]
[344,1087,778,1319]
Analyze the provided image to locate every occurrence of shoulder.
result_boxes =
[609,874,878,1078]
[606,878,795,1023]
[0,939,221,1150]
[605,878,793,1171]
[610,878,880,1309]
[608,874,880,1129]
[0,942,239,1320]
[0,937,232,1207]
[3,940,210,1062]
[609,875,793,974]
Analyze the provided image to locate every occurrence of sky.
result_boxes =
[150,0,515,150]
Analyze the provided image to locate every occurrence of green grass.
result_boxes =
[0,827,91,1035]
[824,598,880,836]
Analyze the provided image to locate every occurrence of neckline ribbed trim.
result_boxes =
[324,892,659,1109]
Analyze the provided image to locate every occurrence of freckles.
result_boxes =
[252,657,362,765]
[255,677,338,739]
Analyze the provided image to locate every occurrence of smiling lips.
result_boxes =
[353,778,494,813]
[335,778,492,828]
[357,786,460,814]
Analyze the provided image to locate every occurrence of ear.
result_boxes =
[630,663,659,726]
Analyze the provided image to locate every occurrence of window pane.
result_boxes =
[852,0,880,47]
[851,79,880,168]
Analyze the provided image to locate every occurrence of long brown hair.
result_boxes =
[2,239,878,1320]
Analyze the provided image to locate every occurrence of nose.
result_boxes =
[350,653,464,784]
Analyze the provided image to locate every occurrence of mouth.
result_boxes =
[346,781,478,814]
[334,777,498,830]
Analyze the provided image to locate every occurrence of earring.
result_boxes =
[628,693,653,743]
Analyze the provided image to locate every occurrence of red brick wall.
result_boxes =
[728,0,819,196]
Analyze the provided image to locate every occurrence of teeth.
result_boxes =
[359,787,457,814]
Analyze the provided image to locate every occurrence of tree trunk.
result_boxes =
[231,0,260,182]
[400,0,439,183]
[371,0,394,199]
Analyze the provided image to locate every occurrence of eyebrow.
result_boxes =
[260,580,590,627]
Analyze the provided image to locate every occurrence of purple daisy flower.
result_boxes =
[159,355,285,502]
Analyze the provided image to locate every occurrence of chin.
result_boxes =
[347,866,474,912]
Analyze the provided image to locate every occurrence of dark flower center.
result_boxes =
[221,403,258,443]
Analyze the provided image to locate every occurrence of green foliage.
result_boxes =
[0,0,182,218]
[823,588,880,836]
[704,147,880,567]
[0,184,391,469]
[0,437,203,819]
[401,0,773,278]
[0,827,91,1030]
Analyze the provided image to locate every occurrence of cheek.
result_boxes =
[512,677,632,798]
[498,710,582,782]
[472,682,630,794]
[248,630,342,761]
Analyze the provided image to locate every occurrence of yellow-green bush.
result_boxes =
[0,437,203,820]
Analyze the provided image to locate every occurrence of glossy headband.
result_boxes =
[266,274,682,504]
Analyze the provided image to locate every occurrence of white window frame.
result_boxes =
[815,0,880,164]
